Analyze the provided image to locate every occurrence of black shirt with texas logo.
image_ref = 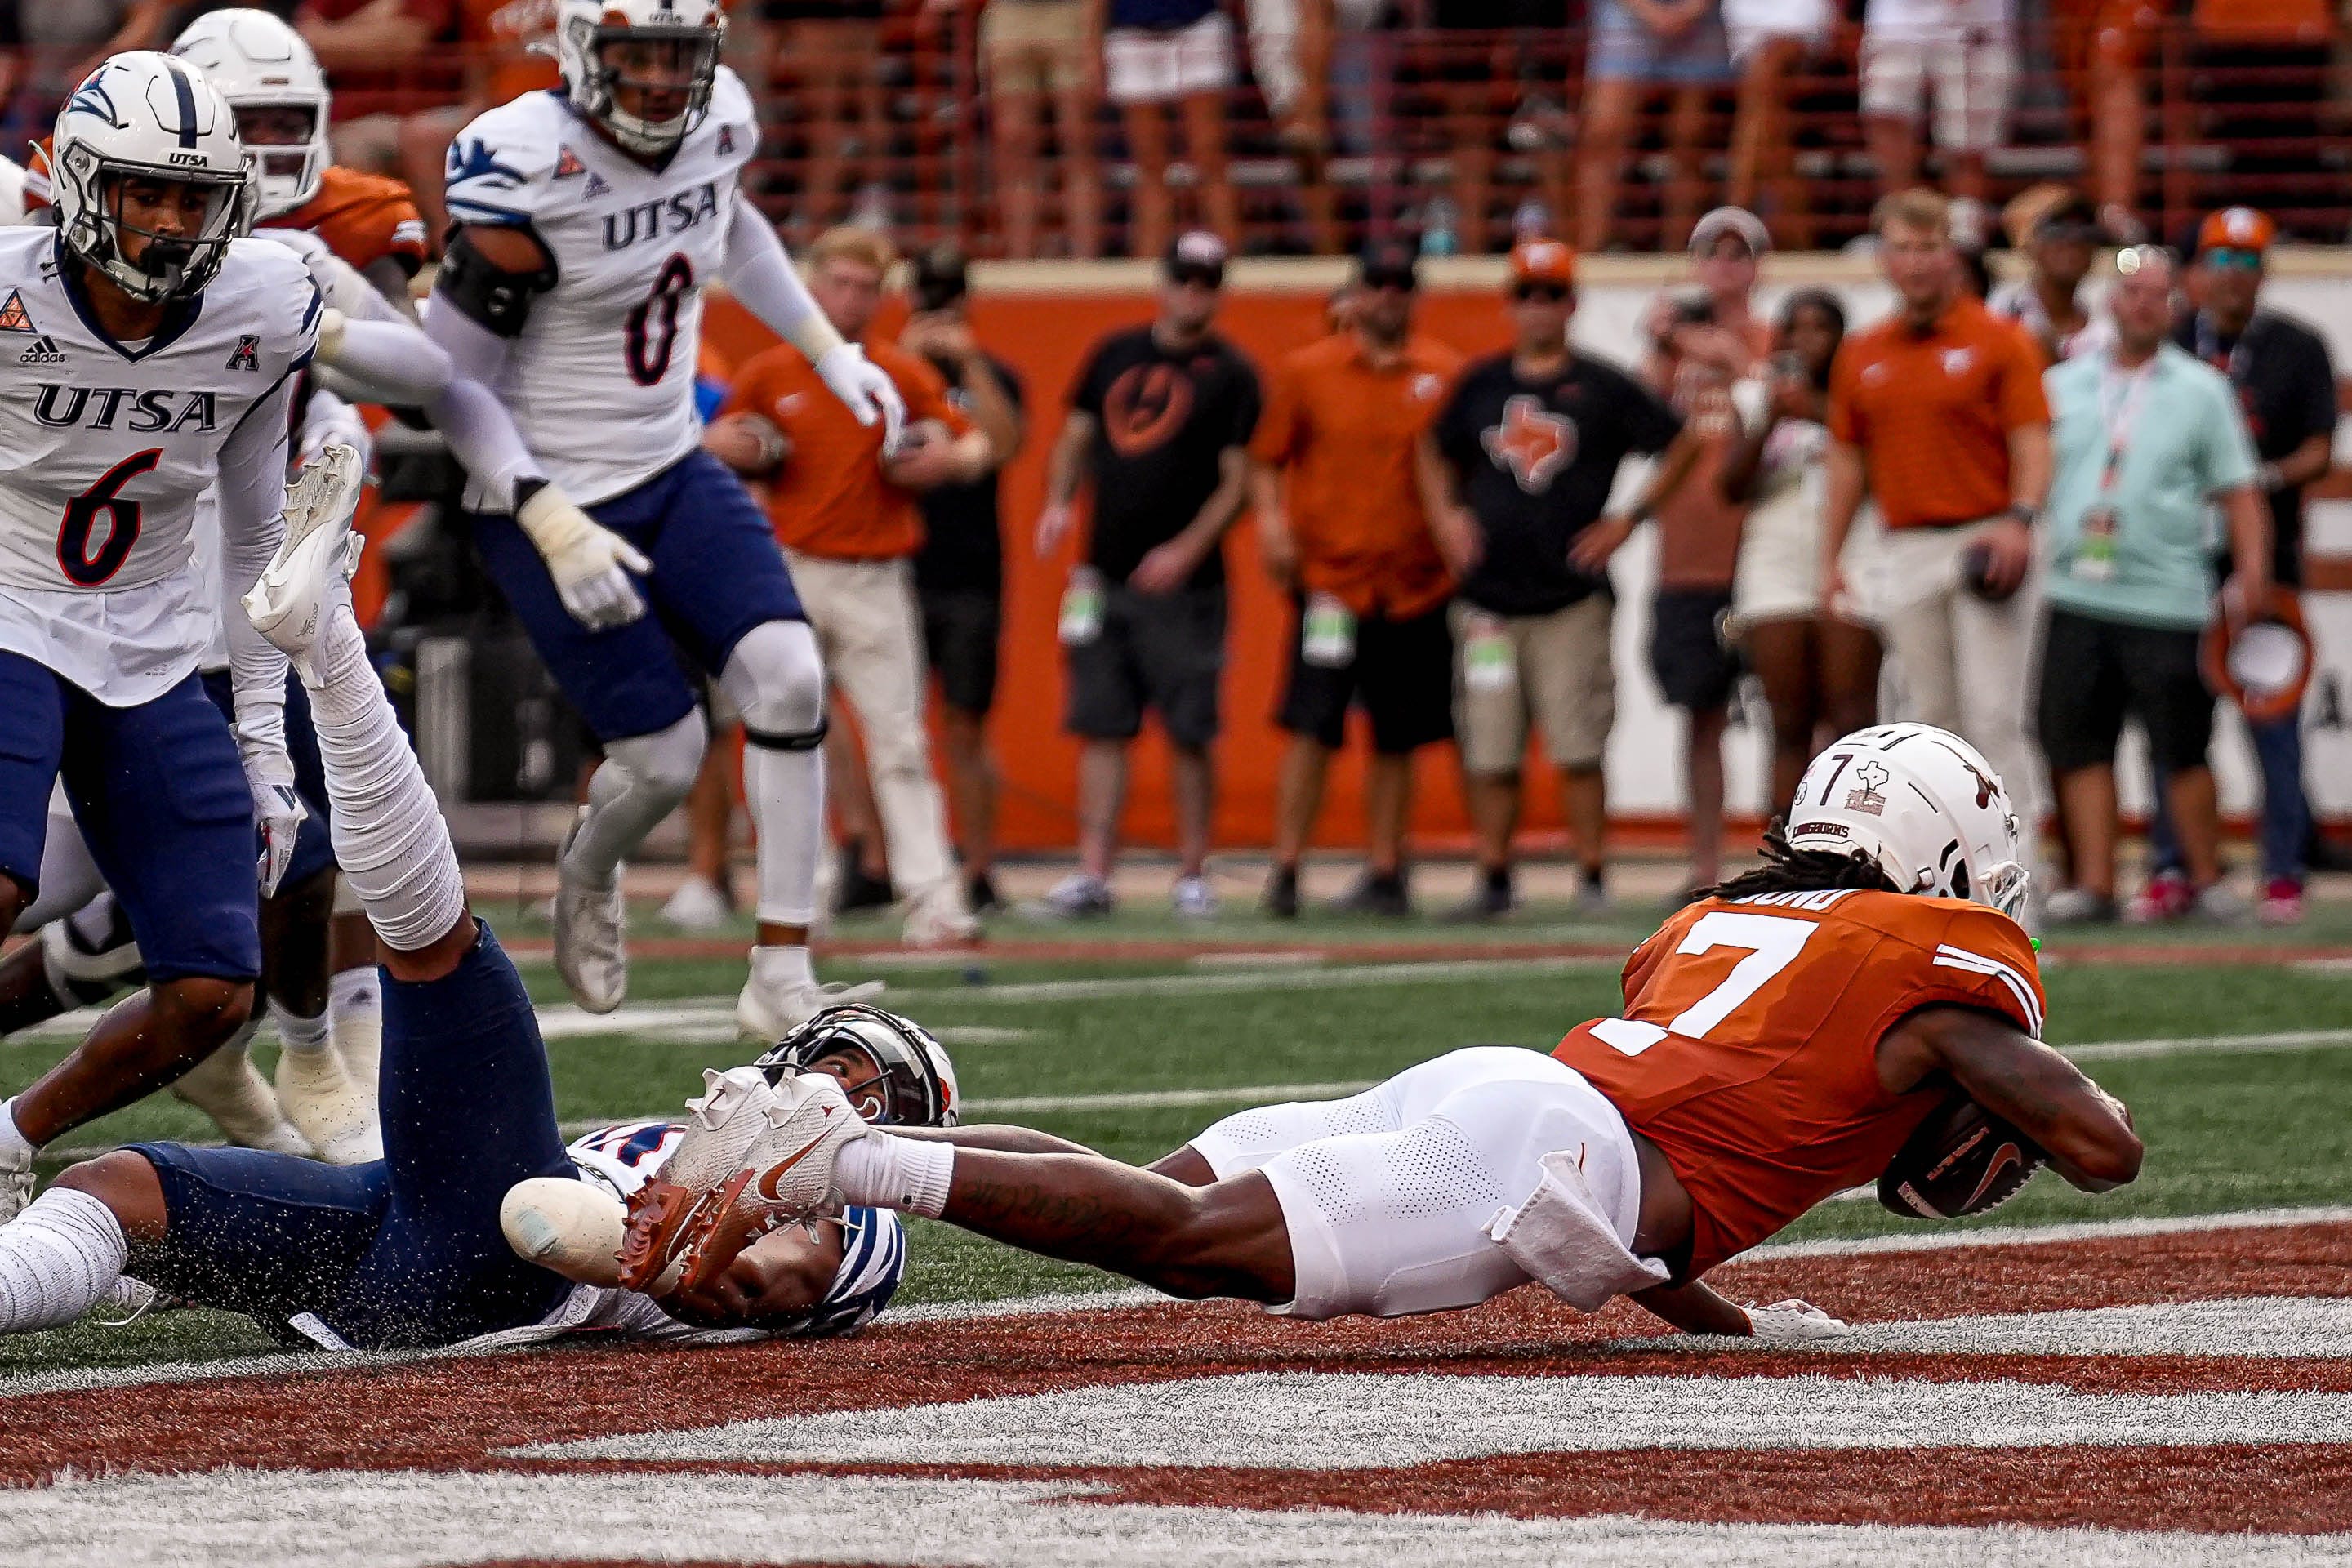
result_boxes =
[1432,349,1682,616]
[1071,324,1262,590]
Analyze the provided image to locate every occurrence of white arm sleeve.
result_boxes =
[325,314,454,405]
[722,203,846,364]
[216,379,297,766]
[421,300,549,513]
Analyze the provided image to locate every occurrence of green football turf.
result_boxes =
[2,897,2347,1374]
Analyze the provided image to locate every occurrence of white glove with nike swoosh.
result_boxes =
[244,749,307,898]
[515,481,652,631]
[1742,1298,1853,1345]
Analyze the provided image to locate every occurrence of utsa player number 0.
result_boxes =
[623,254,695,387]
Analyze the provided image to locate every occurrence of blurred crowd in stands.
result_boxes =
[0,0,2345,256]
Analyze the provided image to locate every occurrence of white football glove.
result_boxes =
[243,750,307,898]
[813,341,906,451]
[1741,1298,1854,1346]
[514,483,652,632]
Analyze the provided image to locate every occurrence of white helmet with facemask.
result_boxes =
[1785,723,2032,921]
[554,0,725,157]
[51,52,255,305]
[171,8,332,220]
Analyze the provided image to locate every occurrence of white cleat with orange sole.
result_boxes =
[614,1067,779,1290]
[668,1072,868,1296]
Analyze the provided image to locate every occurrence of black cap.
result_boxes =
[1163,229,1229,285]
[1354,239,1419,292]
[909,243,969,313]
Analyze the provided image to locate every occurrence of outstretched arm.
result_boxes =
[721,203,904,441]
[1881,1004,2143,1192]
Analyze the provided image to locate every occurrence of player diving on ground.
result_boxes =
[600,724,2144,1338]
[0,462,932,1347]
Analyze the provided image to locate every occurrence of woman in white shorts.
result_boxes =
[1720,289,1884,817]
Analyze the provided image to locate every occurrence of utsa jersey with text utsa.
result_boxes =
[443,72,759,506]
[0,229,320,705]
[565,1120,906,1339]
[1555,888,2047,1274]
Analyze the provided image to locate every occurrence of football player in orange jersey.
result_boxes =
[597,722,2142,1340]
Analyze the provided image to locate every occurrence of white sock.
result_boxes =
[834,1133,955,1218]
[272,1002,332,1056]
[749,944,813,994]
[327,966,382,1092]
[0,1187,127,1334]
[743,742,824,927]
[0,1099,35,1169]
[304,610,467,952]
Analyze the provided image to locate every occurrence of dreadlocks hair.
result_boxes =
[1701,817,1903,903]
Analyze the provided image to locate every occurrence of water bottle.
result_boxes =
[1421,195,1459,258]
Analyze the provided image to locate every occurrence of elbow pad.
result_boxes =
[436,228,556,338]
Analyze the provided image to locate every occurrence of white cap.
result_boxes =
[1690,207,1771,258]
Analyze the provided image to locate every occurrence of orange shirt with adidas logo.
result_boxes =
[1553,888,2046,1274]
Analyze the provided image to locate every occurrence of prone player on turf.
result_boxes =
[610,724,2143,1339]
[0,457,924,1348]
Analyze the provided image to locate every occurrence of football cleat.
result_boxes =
[552,808,629,1015]
[0,1163,30,1227]
[275,1046,382,1166]
[614,1067,777,1291]
[668,1072,867,1296]
[243,443,366,684]
[170,1026,312,1158]
[502,1176,629,1289]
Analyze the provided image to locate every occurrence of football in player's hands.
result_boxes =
[1878,1093,2047,1218]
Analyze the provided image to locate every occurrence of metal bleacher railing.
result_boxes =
[0,10,2341,258]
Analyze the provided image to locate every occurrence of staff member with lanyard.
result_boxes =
[2142,208,2341,924]
[2035,247,2270,926]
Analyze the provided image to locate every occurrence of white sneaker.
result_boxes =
[274,1047,382,1165]
[659,875,733,932]
[1171,875,1218,920]
[901,879,979,949]
[0,1162,29,1226]
[615,1067,780,1290]
[552,808,627,1015]
[734,976,884,1044]
[670,1072,867,1295]
[241,443,366,684]
[1026,873,1113,920]
[170,1032,313,1157]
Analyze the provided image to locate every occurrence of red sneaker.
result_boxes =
[2126,868,2193,924]
[2260,875,2305,926]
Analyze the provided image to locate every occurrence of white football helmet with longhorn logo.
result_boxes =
[1785,723,2030,921]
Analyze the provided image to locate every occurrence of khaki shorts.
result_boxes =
[1453,595,1616,777]
[1860,29,2014,152]
[982,0,1090,96]
[1104,12,1236,105]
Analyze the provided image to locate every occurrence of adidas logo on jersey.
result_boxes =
[225,334,261,372]
[17,334,64,365]
[582,171,612,199]
[0,288,33,334]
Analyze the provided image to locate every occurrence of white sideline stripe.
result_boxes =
[2063,1027,2352,1060]
[10,1472,2346,1568]
[7,1205,2345,1405]
[1619,1296,2352,1360]
[889,956,1619,1003]
[1736,1204,2352,1262]
[519,1369,2352,1467]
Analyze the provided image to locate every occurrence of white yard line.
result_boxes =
[888,956,1619,1003]
[6,1205,2345,1405]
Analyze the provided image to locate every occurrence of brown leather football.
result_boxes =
[1878,1093,2047,1219]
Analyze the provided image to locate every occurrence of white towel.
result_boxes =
[1487,1150,1671,1312]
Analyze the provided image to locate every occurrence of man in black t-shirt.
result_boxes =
[901,247,1025,914]
[1032,231,1262,919]
[1419,240,1702,919]
[2145,208,2342,923]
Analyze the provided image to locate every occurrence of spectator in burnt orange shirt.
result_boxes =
[1823,189,2052,898]
[706,226,1006,947]
[1250,243,1463,919]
